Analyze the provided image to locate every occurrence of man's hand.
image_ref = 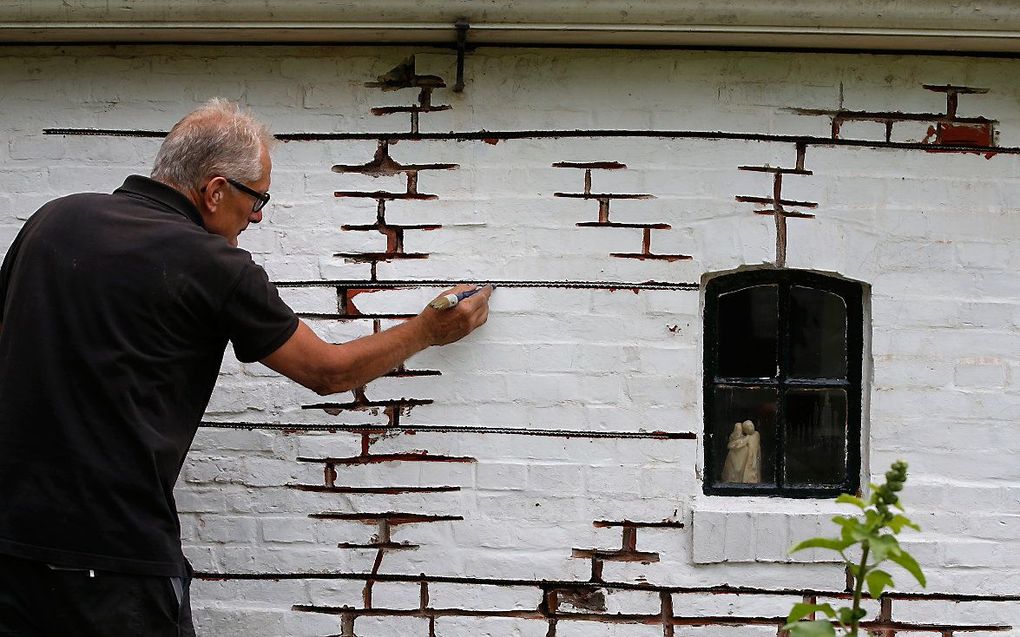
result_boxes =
[262,284,492,396]
[418,284,492,346]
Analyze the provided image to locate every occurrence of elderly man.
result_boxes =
[0,99,491,636]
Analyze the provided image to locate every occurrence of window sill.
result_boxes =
[691,496,853,564]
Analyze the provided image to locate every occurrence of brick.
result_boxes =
[197,515,259,543]
[261,517,316,544]
[434,616,548,637]
[370,581,422,610]
[555,620,663,637]
[675,627,778,637]
[174,489,228,514]
[673,592,796,617]
[954,359,1010,388]
[354,615,430,636]
[476,462,528,491]
[526,463,585,495]
[429,582,539,612]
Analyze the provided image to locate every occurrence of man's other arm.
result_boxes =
[260,285,491,395]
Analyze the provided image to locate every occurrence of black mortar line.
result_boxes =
[275,279,699,290]
[288,485,462,494]
[191,572,1020,603]
[198,421,696,439]
[42,127,1020,154]
[289,605,1011,632]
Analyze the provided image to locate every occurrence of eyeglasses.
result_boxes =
[225,177,271,213]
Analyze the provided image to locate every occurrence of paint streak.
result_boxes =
[365,57,445,91]
[297,452,476,465]
[610,252,692,262]
[938,121,994,146]
[571,548,660,563]
[341,288,379,317]
[553,588,607,613]
[552,161,626,170]
[309,512,464,524]
[290,485,461,495]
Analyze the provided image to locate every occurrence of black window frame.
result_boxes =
[703,269,863,498]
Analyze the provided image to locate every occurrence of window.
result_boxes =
[703,270,863,497]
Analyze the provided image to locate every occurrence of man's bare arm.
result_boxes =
[260,285,491,395]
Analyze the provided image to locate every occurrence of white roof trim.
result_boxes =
[2,2,1019,52]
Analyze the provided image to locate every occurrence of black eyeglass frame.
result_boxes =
[225,177,270,213]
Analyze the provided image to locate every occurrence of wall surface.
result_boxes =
[0,45,1018,635]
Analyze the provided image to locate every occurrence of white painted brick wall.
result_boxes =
[1,44,1017,635]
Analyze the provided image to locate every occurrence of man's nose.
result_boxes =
[250,210,263,224]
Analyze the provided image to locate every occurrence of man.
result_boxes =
[0,99,491,636]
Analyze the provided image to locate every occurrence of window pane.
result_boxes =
[717,285,778,378]
[784,389,848,485]
[789,286,847,379]
[710,386,777,487]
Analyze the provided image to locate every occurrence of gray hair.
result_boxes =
[151,98,275,190]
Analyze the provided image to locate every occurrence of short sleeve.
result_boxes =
[0,220,33,321]
[220,262,299,363]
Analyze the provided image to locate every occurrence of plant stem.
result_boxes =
[849,543,870,637]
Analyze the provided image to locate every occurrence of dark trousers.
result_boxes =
[0,554,195,636]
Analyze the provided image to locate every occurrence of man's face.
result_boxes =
[204,148,272,247]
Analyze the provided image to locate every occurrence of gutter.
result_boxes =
[1,2,1019,53]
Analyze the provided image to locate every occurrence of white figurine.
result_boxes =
[740,420,761,483]
[721,422,748,482]
[721,419,762,484]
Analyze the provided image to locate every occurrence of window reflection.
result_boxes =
[717,285,778,379]
[790,286,847,379]
[784,389,848,485]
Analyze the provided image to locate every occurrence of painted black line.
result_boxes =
[193,571,1020,603]
[294,605,1010,632]
[289,484,461,494]
[42,127,1020,154]
[198,421,696,440]
[273,279,698,290]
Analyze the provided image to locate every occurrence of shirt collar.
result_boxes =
[114,175,205,228]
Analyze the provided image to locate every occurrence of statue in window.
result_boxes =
[721,420,762,484]
[721,422,748,482]
[740,420,762,483]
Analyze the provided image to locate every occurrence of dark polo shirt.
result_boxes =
[0,176,298,577]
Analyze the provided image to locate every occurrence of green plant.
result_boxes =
[784,460,926,637]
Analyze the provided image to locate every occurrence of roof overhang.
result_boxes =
[2,1,1019,53]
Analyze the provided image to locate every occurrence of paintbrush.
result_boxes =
[428,285,490,310]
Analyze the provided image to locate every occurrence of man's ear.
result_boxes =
[202,176,228,211]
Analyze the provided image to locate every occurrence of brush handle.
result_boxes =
[428,287,484,310]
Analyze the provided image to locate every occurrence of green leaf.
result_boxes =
[832,516,871,542]
[888,550,926,587]
[787,602,837,622]
[783,620,838,637]
[869,534,900,562]
[866,569,895,599]
[888,514,921,533]
[831,515,857,527]
[852,524,875,542]
[837,607,867,625]
[790,537,853,554]
[836,494,867,510]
